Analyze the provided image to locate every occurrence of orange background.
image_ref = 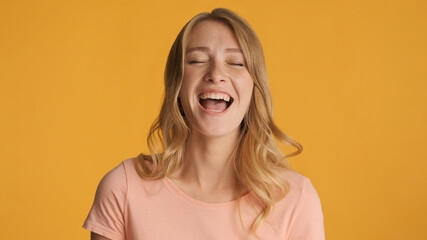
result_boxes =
[1,0,426,239]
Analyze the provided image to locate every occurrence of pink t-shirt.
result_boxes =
[83,158,324,240]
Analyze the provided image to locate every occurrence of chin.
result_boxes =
[193,124,241,139]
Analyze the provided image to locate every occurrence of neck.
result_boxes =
[173,129,241,197]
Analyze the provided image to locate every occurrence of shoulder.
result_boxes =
[284,170,320,201]
[94,156,162,200]
[279,170,323,215]
[98,156,141,183]
[83,158,136,240]
[95,159,133,197]
[89,157,146,216]
[278,170,325,240]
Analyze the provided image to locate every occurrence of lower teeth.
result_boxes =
[207,109,222,112]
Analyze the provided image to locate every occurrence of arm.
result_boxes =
[286,177,325,240]
[83,162,127,240]
[91,232,112,240]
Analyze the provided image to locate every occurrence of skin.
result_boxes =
[172,20,254,202]
[91,232,110,240]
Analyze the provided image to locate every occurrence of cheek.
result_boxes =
[183,66,202,82]
[181,71,199,95]
[238,75,254,104]
[243,86,254,109]
[180,71,194,95]
[178,85,191,108]
[179,79,197,111]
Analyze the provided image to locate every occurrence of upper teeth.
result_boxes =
[199,92,231,102]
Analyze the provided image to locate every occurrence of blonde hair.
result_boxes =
[135,8,302,236]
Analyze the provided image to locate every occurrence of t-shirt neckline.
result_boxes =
[162,176,252,208]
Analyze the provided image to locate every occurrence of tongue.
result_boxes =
[200,99,227,112]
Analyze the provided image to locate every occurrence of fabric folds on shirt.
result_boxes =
[83,157,325,240]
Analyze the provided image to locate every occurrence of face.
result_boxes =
[179,20,254,138]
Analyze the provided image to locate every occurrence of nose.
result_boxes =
[204,60,227,83]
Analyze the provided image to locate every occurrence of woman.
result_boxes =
[83,8,324,240]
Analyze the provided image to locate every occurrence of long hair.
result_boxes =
[135,8,302,236]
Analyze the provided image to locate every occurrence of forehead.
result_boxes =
[186,20,240,49]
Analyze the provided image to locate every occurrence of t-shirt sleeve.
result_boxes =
[286,177,325,240]
[83,162,127,240]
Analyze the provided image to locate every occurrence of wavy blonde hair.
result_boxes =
[135,8,302,236]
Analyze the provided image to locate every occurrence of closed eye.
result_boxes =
[229,63,244,66]
[189,60,206,64]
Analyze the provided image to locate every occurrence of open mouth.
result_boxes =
[198,92,234,113]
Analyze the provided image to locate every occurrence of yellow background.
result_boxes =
[1,0,426,239]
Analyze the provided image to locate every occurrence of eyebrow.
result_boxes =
[225,48,243,53]
[185,47,243,54]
